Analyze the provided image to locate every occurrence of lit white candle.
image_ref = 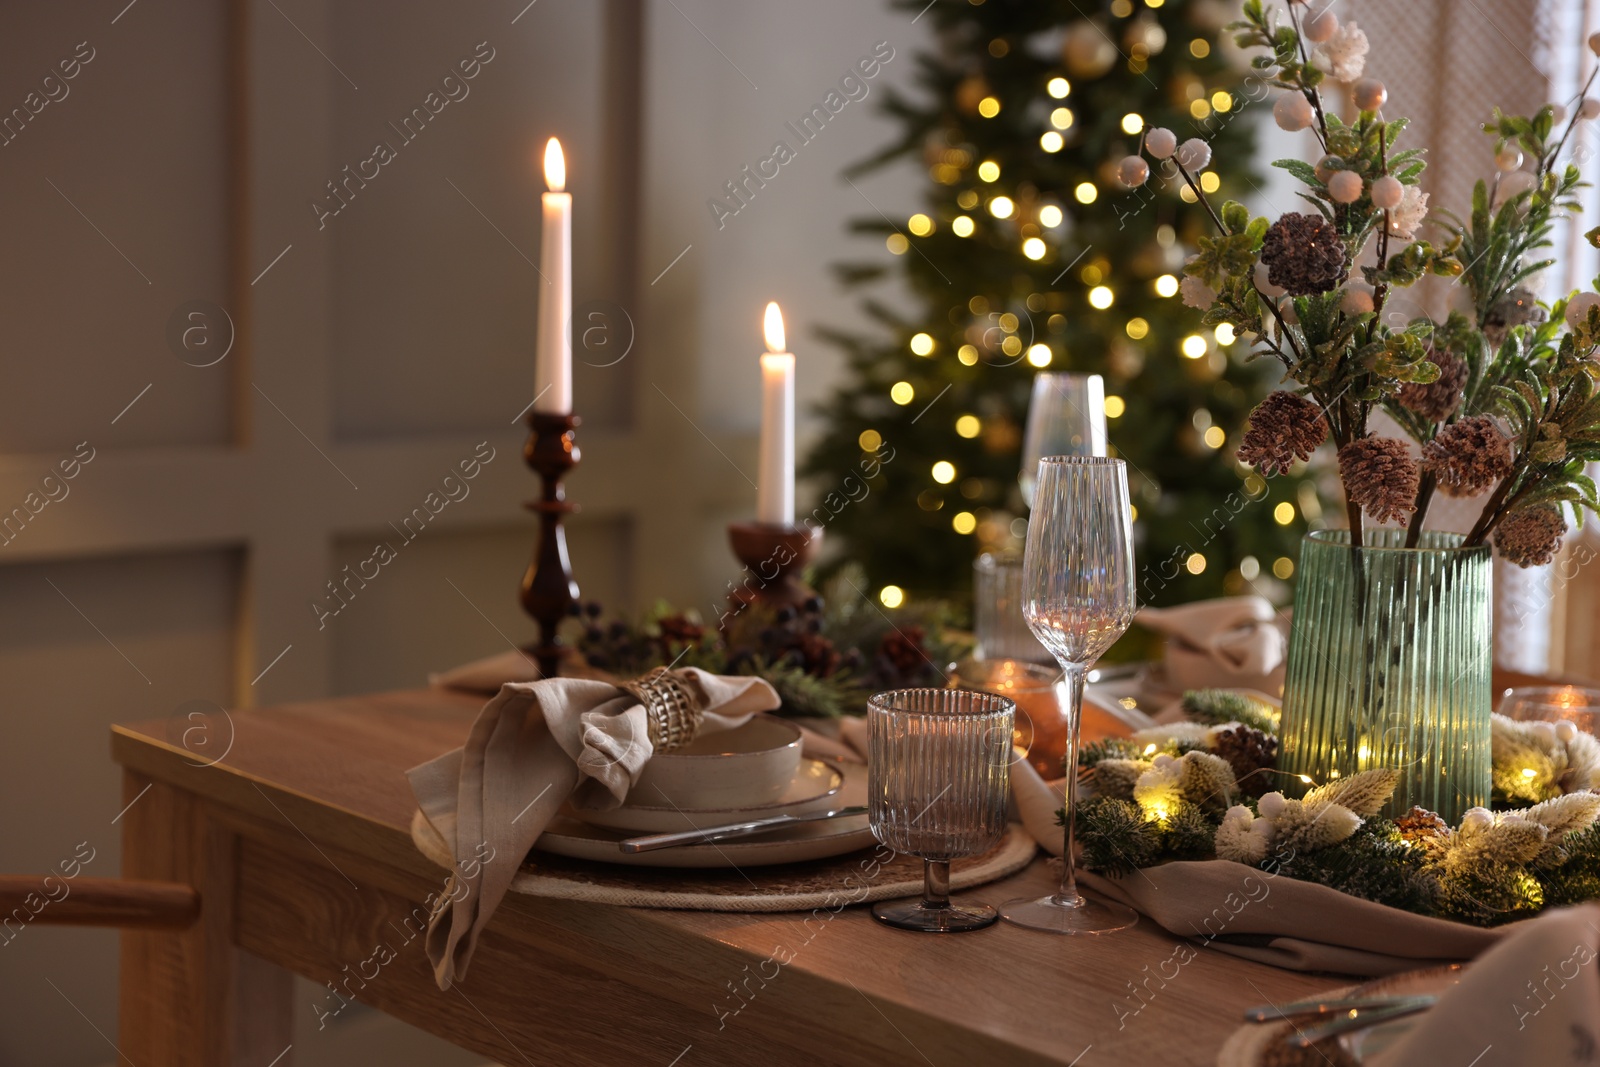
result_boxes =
[757,302,795,525]
[535,137,572,413]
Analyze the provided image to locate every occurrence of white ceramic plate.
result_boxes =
[569,757,845,834]
[537,760,872,868]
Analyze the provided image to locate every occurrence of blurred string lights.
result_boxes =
[823,0,1309,611]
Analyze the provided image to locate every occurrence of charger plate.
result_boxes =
[410,809,1037,912]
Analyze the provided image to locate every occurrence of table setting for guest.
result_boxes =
[14,1,1600,1066]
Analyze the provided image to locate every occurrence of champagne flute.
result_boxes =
[1018,373,1107,509]
[1000,456,1139,935]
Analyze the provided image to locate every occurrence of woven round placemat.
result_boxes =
[410,809,1038,912]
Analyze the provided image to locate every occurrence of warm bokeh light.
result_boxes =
[910,332,935,356]
[952,215,975,237]
[1273,557,1295,579]
[1105,395,1126,418]
[1074,182,1098,204]
[1155,274,1179,297]
[1088,286,1114,309]
[1022,237,1047,260]
[858,429,882,452]
[543,137,566,191]
[879,585,905,609]
[1120,112,1144,134]
[956,415,981,438]
[887,233,909,254]
[957,344,979,365]
[763,302,786,352]
[1215,323,1236,344]
[1240,555,1260,580]
[908,213,933,236]
[1200,171,1221,193]
[1203,426,1226,449]
[890,381,915,404]
[1211,90,1233,113]
[1039,205,1063,227]
[1190,38,1210,58]
[1051,107,1074,129]
[978,160,1001,182]
[1047,77,1071,98]
[1181,334,1207,358]
[978,96,1001,117]
[952,511,977,534]
[1040,131,1064,153]
[1274,501,1296,525]
[1125,317,1150,339]
[1190,99,1212,119]
[931,461,956,484]
[1027,343,1052,367]
[989,196,1015,218]
[1185,552,1207,575]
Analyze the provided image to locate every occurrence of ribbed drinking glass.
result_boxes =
[1001,456,1139,935]
[867,688,1014,933]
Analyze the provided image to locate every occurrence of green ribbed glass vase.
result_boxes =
[1279,529,1492,823]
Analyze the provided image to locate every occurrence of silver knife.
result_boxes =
[618,806,869,853]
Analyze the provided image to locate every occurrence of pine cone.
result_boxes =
[656,613,705,647]
[1259,212,1349,296]
[1396,349,1469,423]
[1337,436,1418,524]
[1494,505,1568,567]
[1423,415,1513,498]
[1237,391,1329,476]
[789,632,841,677]
[1209,725,1279,798]
[879,625,928,674]
[1394,805,1450,844]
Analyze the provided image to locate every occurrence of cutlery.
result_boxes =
[1286,998,1438,1046]
[1243,993,1438,1023]
[618,806,868,853]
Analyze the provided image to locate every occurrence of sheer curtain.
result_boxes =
[1349,0,1598,674]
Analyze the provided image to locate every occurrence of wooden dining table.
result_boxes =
[111,684,1360,1067]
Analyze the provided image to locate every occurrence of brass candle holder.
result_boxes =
[519,412,580,677]
[724,521,824,621]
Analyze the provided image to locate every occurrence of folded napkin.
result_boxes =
[1078,860,1508,976]
[1139,596,1287,696]
[1369,903,1600,1066]
[406,668,780,988]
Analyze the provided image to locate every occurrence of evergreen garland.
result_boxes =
[1073,698,1600,927]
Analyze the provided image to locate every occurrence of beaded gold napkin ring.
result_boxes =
[618,667,704,752]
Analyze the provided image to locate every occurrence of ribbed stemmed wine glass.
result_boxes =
[867,688,1014,932]
[1001,456,1139,935]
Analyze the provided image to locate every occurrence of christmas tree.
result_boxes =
[805,0,1314,612]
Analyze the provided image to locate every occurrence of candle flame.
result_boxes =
[543,138,566,192]
[763,302,786,353]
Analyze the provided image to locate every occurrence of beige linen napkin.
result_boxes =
[1369,903,1600,1065]
[1139,596,1286,694]
[1078,861,1509,976]
[406,669,779,988]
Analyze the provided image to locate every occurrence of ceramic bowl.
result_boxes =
[630,714,803,810]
